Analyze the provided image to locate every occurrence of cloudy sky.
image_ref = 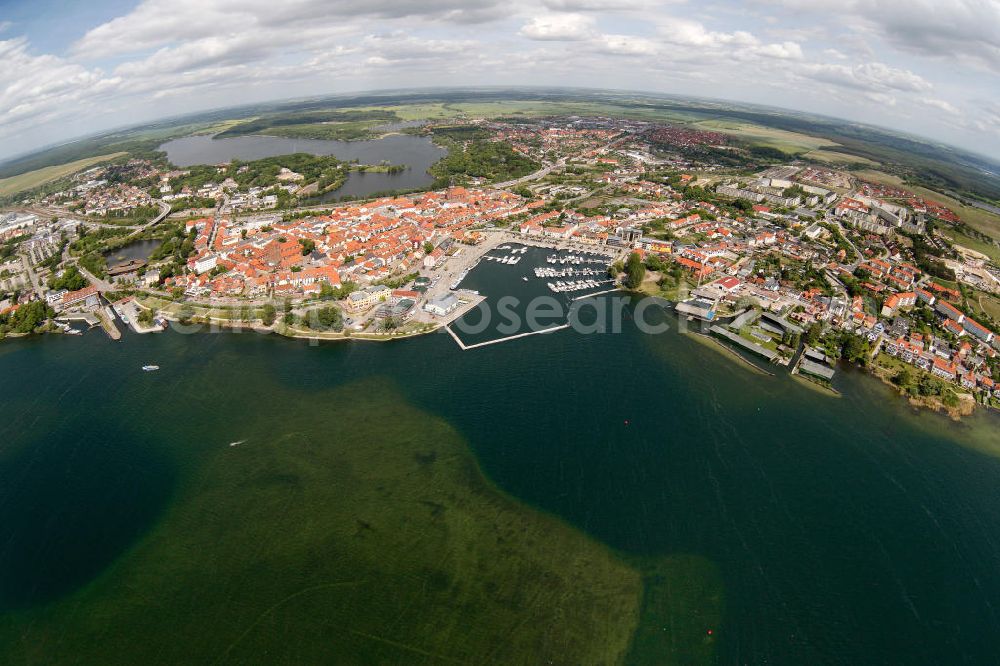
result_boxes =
[1,0,999,161]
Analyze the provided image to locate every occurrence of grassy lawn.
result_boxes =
[0,152,127,197]
[139,296,266,322]
[0,378,649,664]
[941,229,1000,264]
[966,289,1000,322]
[738,326,779,351]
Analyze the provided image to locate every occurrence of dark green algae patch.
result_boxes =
[0,372,722,665]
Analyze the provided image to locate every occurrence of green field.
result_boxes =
[693,120,837,155]
[803,148,879,165]
[967,289,1000,322]
[345,100,704,125]
[943,229,1000,264]
[360,103,465,121]
[0,152,127,197]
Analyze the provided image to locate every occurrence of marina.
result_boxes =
[545,252,613,265]
[546,279,614,293]
[445,239,617,350]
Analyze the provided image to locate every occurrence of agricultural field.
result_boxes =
[189,119,257,136]
[802,149,879,166]
[693,119,837,155]
[0,152,127,197]
[360,103,465,121]
[433,100,703,124]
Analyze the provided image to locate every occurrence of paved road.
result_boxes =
[123,200,171,240]
[76,263,115,293]
[493,157,567,189]
[20,254,43,297]
[493,135,630,191]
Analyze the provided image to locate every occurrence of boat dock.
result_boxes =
[709,325,776,362]
[445,323,570,351]
[98,307,122,341]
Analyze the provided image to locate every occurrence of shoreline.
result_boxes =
[790,372,841,398]
[154,312,443,343]
[688,331,774,376]
[868,361,977,421]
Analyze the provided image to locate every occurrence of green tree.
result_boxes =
[645,254,665,272]
[306,306,343,331]
[893,367,915,393]
[840,333,871,365]
[423,242,434,254]
[48,266,87,291]
[8,300,54,334]
[178,304,195,325]
[262,303,277,326]
[782,332,801,349]
[624,252,646,290]
[805,323,823,346]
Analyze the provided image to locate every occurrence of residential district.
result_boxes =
[2,115,998,413]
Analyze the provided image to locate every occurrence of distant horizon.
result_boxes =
[3,85,999,173]
[1,0,998,161]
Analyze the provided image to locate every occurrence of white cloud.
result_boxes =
[594,34,660,56]
[0,38,118,138]
[658,18,758,49]
[541,0,655,10]
[0,0,995,161]
[756,41,803,59]
[765,0,1000,73]
[519,14,596,41]
[800,61,932,94]
[72,0,506,59]
[919,97,960,115]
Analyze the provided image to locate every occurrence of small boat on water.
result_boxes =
[142,365,160,372]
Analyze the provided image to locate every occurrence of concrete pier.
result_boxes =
[98,307,122,341]
[445,323,570,350]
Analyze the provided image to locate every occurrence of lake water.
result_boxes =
[158,134,445,200]
[3,273,1000,662]
[452,243,617,346]
[104,238,161,265]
